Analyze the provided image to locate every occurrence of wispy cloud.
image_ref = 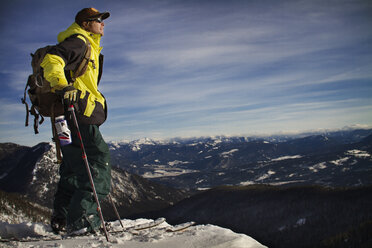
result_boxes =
[1,0,372,145]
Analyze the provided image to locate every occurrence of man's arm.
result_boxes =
[40,35,87,90]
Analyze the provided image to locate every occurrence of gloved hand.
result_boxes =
[62,85,78,105]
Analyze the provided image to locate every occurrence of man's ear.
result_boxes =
[81,21,89,29]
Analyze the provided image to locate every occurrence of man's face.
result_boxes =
[83,19,105,36]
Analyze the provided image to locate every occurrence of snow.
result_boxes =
[220,149,239,157]
[168,160,189,166]
[346,149,371,158]
[267,180,306,186]
[0,204,32,224]
[295,218,306,227]
[309,162,327,172]
[239,181,255,186]
[197,187,211,191]
[329,157,349,166]
[256,170,276,181]
[142,168,198,178]
[0,219,267,248]
[271,155,302,161]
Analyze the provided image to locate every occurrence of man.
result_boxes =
[40,7,111,234]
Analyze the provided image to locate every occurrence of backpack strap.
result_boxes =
[70,34,92,82]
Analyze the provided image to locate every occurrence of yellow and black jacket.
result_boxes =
[41,22,107,125]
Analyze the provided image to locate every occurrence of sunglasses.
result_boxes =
[87,17,103,23]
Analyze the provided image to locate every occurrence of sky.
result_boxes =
[0,0,371,146]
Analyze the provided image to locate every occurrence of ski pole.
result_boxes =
[68,105,109,242]
[108,194,125,231]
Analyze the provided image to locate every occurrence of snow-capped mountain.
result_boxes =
[108,129,372,189]
[0,142,54,197]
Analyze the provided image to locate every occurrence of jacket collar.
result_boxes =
[57,22,101,51]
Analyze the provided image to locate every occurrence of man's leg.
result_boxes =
[51,158,74,233]
[65,124,111,233]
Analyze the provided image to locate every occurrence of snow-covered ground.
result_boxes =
[0,218,267,248]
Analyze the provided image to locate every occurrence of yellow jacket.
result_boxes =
[41,23,107,125]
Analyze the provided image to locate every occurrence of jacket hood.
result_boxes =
[57,22,101,51]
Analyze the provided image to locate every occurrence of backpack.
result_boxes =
[21,34,91,163]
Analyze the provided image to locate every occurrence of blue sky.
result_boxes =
[1,0,372,146]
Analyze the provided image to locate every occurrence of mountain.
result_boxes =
[0,142,48,193]
[108,129,372,189]
[0,142,187,221]
[142,184,372,248]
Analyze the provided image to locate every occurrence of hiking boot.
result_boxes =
[51,216,66,234]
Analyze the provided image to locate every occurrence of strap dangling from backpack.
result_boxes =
[30,105,40,134]
[21,81,30,127]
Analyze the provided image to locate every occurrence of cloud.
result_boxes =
[107,0,372,72]
[1,0,372,145]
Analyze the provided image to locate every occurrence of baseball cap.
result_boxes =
[75,7,110,26]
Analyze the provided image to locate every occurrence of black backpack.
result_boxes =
[21,34,91,163]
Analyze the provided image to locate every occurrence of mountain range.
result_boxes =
[1,128,371,247]
[109,128,372,189]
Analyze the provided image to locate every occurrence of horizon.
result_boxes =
[5,124,372,147]
[1,0,372,146]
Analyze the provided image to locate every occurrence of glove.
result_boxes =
[62,85,78,105]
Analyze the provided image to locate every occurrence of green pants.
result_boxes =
[53,124,111,232]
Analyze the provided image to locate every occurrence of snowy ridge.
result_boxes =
[0,218,267,248]
[110,138,168,151]
[108,125,372,146]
